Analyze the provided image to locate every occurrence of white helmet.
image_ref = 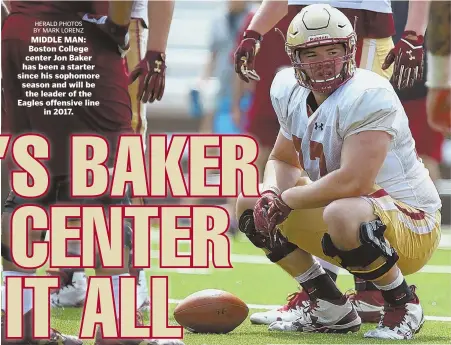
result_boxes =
[285,4,357,92]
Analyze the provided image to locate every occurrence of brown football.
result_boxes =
[173,289,249,333]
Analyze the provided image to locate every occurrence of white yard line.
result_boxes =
[151,229,451,250]
[167,298,451,322]
[148,250,451,274]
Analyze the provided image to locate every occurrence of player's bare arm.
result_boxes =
[281,130,391,210]
[147,0,175,52]
[234,0,288,82]
[404,0,430,36]
[247,0,288,37]
[262,131,304,194]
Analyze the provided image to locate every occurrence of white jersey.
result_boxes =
[131,0,148,27]
[287,0,392,13]
[270,68,441,214]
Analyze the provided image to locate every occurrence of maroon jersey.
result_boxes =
[2,3,132,176]
[10,1,94,15]
[92,1,109,15]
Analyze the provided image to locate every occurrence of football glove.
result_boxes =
[129,51,166,103]
[80,14,130,58]
[382,30,424,90]
[266,194,292,239]
[253,189,278,234]
[234,30,262,83]
[254,189,292,246]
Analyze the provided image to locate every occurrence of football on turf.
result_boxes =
[173,289,249,333]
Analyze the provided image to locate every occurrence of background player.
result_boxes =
[46,0,153,313]
[236,5,441,339]
[391,0,443,183]
[1,1,182,344]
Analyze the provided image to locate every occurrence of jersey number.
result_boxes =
[292,135,328,177]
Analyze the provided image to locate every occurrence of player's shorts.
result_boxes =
[355,37,394,79]
[402,97,444,162]
[277,186,441,277]
[125,18,148,146]
[1,13,132,177]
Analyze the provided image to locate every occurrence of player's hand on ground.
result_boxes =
[234,30,261,83]
[80,14,130,57]
[382,31,424,90]
[426,88,451,133]
[129,51,166,103]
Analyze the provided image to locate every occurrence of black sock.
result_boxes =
[324,268,338,282]
[365,281,379,291]
[300,273,343,301]
[354,276,379,291]
[381,280,415,306]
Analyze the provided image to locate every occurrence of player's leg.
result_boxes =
[46,18,152,312]
[236,177,308,325]
[346,36,395,321]
[245,118,341,324]
[1,23,82,343]
[236,180,361,332]
[318,191,440,339]
[1,188,83,345]
[125,18,150,313]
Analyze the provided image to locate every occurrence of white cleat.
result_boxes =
[250,290,309,325]
[137,270,150,312]
[364,286,424,340]
[269,296,361,333]
[50,271,87,308]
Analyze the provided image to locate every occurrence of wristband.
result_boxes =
[262,186,281,196]
[244,30,263,42]
[426,53,451,88]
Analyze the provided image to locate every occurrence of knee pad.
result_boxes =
[321,218,399,281]
[238,209,297,262]
[238,209,270,249]
[265,235,298,263]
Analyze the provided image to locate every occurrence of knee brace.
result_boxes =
[238,209,297,263]
[321,218,399,281]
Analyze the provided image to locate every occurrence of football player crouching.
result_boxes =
[236,4,441,340]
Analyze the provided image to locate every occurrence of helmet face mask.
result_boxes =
[285,4,357,93]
